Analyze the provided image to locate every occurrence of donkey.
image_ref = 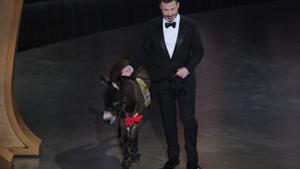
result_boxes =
[100,58,150,169]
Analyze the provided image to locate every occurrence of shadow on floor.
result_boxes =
[55,136,121,169]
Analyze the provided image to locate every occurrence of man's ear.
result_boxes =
[99,74,109,85]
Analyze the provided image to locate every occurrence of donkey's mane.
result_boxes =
[110,58,129,81]
[109,57,150,87]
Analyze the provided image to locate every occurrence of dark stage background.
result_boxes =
[18,0,276,51]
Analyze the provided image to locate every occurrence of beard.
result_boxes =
[165,13,178,23]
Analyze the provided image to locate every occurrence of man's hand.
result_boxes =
[121,65,134,77]
[175,67,190,79]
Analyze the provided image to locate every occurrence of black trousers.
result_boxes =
[153,75,199,164]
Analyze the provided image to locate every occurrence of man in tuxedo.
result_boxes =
[122,0,204,168]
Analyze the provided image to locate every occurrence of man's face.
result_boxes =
[160,1,179,23]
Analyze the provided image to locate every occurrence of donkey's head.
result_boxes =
[100,75,141,126]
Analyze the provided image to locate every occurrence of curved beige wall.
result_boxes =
[0,0,41,166]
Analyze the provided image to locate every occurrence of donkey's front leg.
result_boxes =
[130,124,140,163]
[121,125,132,169]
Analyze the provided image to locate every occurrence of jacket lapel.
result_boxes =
[175,21,185,50]
[158,21,170,59]
[172,19,186,59]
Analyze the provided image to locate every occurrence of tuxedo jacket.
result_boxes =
[130,16,204,89]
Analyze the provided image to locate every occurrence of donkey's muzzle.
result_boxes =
[103,110,117,126]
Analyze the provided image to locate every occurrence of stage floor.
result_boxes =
[13,1,299,169]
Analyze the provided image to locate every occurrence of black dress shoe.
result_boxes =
[161,159,180,169]
[187,163,202,169]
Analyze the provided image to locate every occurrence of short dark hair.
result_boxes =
[161,0,178,3]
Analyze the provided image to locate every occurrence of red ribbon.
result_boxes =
[123,114,144,126]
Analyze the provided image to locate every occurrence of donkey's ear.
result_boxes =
[99,74,109,85]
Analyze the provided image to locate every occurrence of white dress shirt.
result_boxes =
[163,14,180,58]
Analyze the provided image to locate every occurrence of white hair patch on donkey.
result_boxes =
[103,111,117,125]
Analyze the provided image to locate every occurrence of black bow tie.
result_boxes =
[165,22,176,28]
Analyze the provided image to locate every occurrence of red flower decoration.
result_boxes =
[123,114,144,126]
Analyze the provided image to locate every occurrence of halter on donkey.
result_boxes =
[100,58,151,169]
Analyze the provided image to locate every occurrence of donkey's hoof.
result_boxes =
[122,158,132,169]
[131,152,141,163]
